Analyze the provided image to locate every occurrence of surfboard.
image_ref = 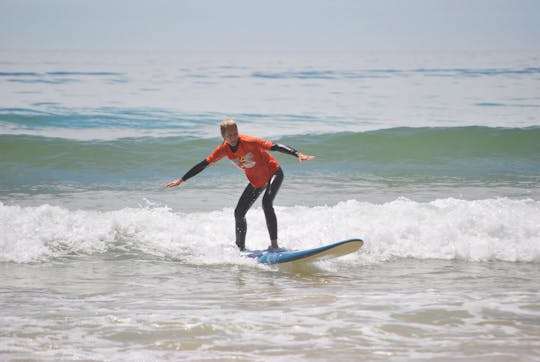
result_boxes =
[243,238,363,265]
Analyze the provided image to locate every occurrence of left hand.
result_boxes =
[298,153,315,163]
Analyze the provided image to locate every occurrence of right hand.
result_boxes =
[164,178,184,188]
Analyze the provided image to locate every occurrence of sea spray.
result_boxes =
[2,198,539,264]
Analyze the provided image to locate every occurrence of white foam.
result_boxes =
[1,198,539,263]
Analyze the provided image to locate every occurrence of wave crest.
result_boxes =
[2,198,539,264]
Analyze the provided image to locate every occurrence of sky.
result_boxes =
[1,0,539,53]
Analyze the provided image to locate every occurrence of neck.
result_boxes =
[228,139,240,152]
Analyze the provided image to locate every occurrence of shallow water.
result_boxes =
[1,256,539,361]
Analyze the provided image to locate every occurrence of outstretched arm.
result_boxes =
[164,159,210,188]
[270,143,315,163]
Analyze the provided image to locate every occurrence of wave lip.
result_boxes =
[2,126,539,160]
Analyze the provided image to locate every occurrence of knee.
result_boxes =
[262,196,274,213]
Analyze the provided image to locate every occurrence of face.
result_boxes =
[223,125,239,146]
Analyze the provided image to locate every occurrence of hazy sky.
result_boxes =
[1,0,539,53]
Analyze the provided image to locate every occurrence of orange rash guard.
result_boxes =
[206,134,280,188]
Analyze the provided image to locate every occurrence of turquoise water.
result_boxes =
[1,50,539,360]
[2,126,539,209]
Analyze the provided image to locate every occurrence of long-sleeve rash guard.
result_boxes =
[181,137,299,187]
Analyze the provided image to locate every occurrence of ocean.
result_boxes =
[1,49,539,361]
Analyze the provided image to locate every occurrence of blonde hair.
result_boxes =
[219,118,237,137]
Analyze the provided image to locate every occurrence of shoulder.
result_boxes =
[239,134,272,149]
[210,140,228,154]
[206,141,228,162]
[215,140,228,149]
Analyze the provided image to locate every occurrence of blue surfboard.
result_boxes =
[243,238,363,265]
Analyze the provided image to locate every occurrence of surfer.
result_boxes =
[165,119,315,251]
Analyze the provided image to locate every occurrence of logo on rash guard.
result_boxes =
[232,152,256,169]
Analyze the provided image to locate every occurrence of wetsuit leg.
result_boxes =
[262,168,284,242]
[234,183,264,250]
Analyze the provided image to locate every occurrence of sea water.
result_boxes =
[1,50,540,361]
